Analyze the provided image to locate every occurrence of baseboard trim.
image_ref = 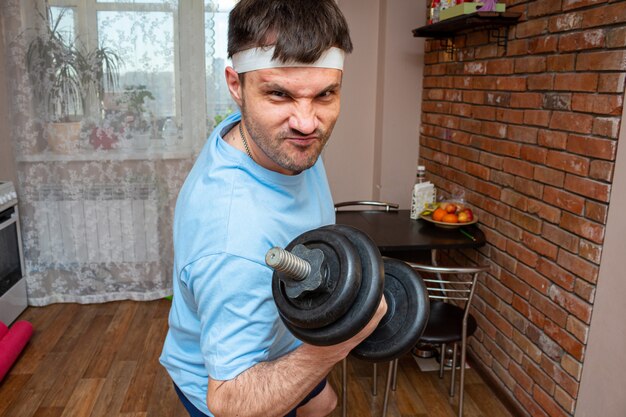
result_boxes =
[467,351,530,417]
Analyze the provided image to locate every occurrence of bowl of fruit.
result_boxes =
[420,201,477,229]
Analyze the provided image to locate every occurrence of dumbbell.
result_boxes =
[265,224,430,362]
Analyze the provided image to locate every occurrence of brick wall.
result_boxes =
[419,1,626,416]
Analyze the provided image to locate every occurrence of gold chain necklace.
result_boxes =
[238,122,254,160]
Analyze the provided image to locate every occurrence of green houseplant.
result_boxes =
[26,8,122,152]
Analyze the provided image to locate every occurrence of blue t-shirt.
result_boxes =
[159,111,335,415]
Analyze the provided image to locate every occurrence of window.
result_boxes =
[44,0,238,154]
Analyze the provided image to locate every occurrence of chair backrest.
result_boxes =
[406,263,489,322]
[334,200,399,212]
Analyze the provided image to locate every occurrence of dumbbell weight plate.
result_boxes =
[273,228,362,329]
[351,257,430,362]
[284,224,384,346]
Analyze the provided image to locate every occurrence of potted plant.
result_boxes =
[26,8,122,153]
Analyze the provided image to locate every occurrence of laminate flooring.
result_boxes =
[0,300,514,417]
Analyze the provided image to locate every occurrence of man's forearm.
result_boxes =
[207,343,339,417]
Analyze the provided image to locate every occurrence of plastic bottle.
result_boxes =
[410,166,436,220]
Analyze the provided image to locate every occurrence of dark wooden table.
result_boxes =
[335,209,485,255]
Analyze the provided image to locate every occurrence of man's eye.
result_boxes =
[318,91,334,99]
[270,91,287,98]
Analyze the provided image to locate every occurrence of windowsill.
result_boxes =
[16,146,195,162]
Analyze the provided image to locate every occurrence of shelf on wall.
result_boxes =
[413,11,521,54]
[412,11,522,39]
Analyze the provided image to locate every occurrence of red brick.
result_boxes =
[521,145,548,164]
[574,278,596,303]
[607,26,626,48]
[497,108,525,124]
[549,285,593,323]
[579,239,602,264]
[549,12,583,32]
[561,354,583,381]
[528,199,562,224]
[473,76,499,90]
[589,160,614,182]
[485,91,511,106]
[541,223,579,253]
[549,112,593,134]
[504,158,535,178]
[558,29,605,52]
[576,50,626,71]
[517,259,553,290]
[543,319,585,360]
[543,186,585,215]
[560,212,605,245]
[537,257,576,291]
[486,59,515,74]
[571,93,623,115]
[508,125,539,143]
[511,92,543,109]
[529,0,563,17]
[534,165,565,187]
[581,2,626,28]
[507,39,530,56]
[557,250,599,285]
[517,18,549,38]
[507,237,540,266]
[510,361,534,393]
[501,267,532,299]
[554,387,576,414]
[524,110,550,127]
[564,174,611,202]
[450,103,473,117]
[547,54,576,72]
[599,72,626,93]
[514,386,550,417]
[523,356,557,394]
[529,36,559,54]
[529,292,568,328]
[553,73,598,92]
[592,117,621,138]
[538,130,567,149]
[496,77,528,91]
[475,44,500,60]
[481,121,508,138]
[512,295,546,329]
[533,385,569,417]
[528,74,555,91]
[585,200,608,224]
[540,355,581,398]
[485,304,514,337]
[563,0,607,11]
[472,105,496,121]
[543,93,572,110]
[567,134,617,160]
[546,150,589,176]
[515,56,547,73]
[463,90,485,104]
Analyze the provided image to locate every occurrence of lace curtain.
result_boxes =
[1,0,236,305]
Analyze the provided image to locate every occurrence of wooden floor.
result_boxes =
[0,300,514,417]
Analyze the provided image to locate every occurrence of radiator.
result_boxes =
[32,184,159,264]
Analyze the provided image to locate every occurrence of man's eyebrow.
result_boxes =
[261,82,342,96]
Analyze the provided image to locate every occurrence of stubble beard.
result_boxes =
[242,109,334,174]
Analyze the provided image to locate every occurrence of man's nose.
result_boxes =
[288,101,319,135]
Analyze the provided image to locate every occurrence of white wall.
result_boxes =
[325,0,425,208]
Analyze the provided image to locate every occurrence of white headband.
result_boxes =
[232,46,345,73]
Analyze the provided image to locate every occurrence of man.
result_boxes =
[160,1,387,416]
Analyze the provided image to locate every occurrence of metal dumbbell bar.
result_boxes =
[266,224,430,362]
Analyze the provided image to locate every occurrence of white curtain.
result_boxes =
[1,0,236,305]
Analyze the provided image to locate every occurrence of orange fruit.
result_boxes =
[432,208,447,222]
[442,213,459,223]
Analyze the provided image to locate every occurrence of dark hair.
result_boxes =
[227,0,353,63]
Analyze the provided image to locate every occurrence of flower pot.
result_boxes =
[47,122,82,154]
[89,127,119,150]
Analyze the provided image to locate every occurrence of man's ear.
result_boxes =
[225,66,243,107]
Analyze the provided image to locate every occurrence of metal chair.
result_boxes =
[380,262,488,417]
[334,200,398,417]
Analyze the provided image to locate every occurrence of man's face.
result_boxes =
[229,66,343,175]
